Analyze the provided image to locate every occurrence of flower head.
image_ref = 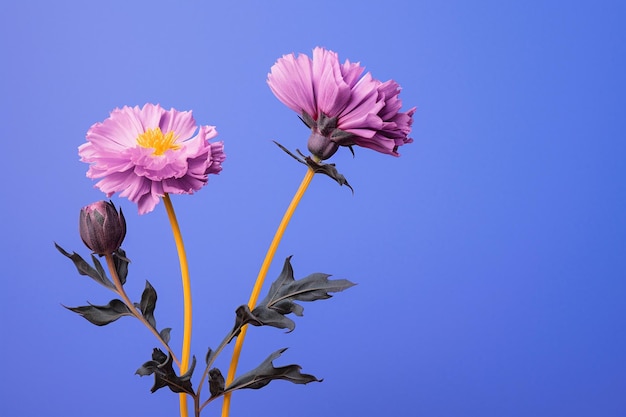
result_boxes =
[79,104,225,214]
[79,201,126,255]
[267,47,415,160]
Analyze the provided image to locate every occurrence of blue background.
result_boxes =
[1,1,625,416]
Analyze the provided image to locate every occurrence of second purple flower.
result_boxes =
[267,47,415,160]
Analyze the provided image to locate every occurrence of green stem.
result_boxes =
[162,193,193,417]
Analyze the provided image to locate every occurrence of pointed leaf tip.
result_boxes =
[273,142,353,192]
[240,257,355,332]
[304,156,353,193]
[159,328,171,345]
[139,280,158,329]
[226,348,321,392]
[64,299,133,326]
[55,243,115,289]
[113,248,130,285]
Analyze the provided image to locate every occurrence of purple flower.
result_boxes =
[79,201,126,255]
[267,47,415,160]
[79,104,225,214]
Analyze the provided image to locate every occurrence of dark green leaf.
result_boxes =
[208,368,225,397]
[160,328,171,345]
[205,347,213,365]
[137,280,157,328]
[55,243,115,289]
[136,348,195,394]
[273,140,307,165]
[113,249,130,285]
[304,156,353,192]
[272,141,353,192]
[230,304,265,338]
[226,348,321,392]
[243,257,355,332]
[236,304,295,332]
[91,255,108,285]
[64,299,133,326]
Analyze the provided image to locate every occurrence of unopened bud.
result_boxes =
[79,201,126,255]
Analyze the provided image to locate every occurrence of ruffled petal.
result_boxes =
[79,104,224,214]
[267,52,317,117]
[312,47,351,118]
[268,47,415,159]
[158,107,198,140]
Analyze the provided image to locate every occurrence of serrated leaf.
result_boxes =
[226,348,321,392]
[113,249,129,285]
[136,348,195,394]
[55,243,115,289]
[64,299,133,326]
[242,257,355,332]
[137,280,157,328]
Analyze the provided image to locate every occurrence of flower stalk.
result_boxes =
[65,46,415,417]
[103,253,180,365]
[221,165,316,417]
[162,193,193,417]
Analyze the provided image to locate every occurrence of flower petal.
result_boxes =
[79,104,224,214]
[268,52,317,117]
[268,47,415,159]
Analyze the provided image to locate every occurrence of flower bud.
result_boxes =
[79,201,126,255]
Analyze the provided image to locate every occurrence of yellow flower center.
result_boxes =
[136,127,180,156]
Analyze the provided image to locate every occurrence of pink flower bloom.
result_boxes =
[267,47,415,160]
[79,104,225,215]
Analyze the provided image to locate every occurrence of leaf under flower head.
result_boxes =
[273,141,353,192]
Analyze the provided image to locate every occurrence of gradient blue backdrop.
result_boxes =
[1,1,625,416]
